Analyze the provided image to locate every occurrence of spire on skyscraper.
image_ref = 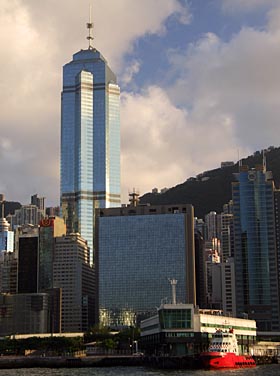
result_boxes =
[87,4,94,50]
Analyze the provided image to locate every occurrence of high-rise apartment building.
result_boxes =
[205,211,218,240]
[53,234,95,332]
[232,164,280,331]
[60,25,121,254]
[221,258,236,317]
[95,204,196,327]
[218,212,234,262]
[7,204,45,230]
[194,229,207,308]
[31,194,45,212]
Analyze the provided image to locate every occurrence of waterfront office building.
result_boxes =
[60,27,121,255]
[95,204,196,327]
[232,164,280,331]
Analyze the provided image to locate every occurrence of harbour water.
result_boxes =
[0,365,279,376]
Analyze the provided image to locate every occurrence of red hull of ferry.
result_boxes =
[199,351,256,369]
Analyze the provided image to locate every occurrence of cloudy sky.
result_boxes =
[0,0,279,206]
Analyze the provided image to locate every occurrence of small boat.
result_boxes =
[199,328,256,369]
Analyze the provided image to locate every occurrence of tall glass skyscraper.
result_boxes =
[232,164,280,331]
[60,36,121,255]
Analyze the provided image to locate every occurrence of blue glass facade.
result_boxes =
[60,48,121,256]
[96,207,196,327]
[232,166,280,331]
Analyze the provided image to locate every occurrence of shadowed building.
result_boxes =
[17,227,39,294]
[0,293,51,336]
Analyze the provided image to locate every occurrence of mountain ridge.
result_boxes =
[140,146,280,219]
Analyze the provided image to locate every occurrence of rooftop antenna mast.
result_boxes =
[86,4,94,50]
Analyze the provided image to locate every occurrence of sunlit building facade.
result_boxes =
[60,47,121,255]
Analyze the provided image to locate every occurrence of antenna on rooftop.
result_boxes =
[86,4,94,50]
[129,188,140,207]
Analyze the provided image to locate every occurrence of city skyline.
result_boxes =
[0,0,280,206]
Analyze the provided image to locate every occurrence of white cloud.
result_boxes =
[120,86,246,203]
[121,60,141,86]
[0,0,60,205]
[267,5,280,32]
[166,26,280,152]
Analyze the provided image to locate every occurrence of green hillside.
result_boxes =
[140,146,280,219]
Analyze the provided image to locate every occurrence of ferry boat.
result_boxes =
[199,328,256,369]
